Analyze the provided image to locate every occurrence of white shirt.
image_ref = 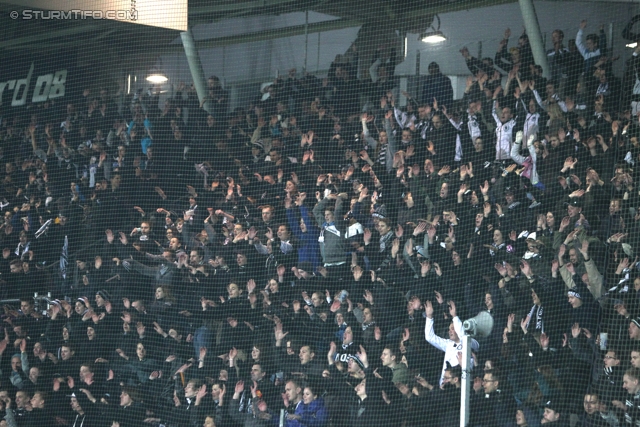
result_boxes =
[523,111,540,143]
[424,316,478,385]
[448,117,464,162]
[467,112,482,141]
[492,101,516,160]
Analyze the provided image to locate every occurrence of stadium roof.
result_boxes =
[0,0,616,53]
[0,0,633,74]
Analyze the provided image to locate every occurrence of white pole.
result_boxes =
[460,335,471,427]
[609,22,614,52]
[518,0,550,78]
[304,10,309,73]
[180,29,211,114]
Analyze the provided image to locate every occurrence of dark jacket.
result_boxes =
[349,395,389,427]
[470,390,517,427]
[421,73,454,109]
[110,403,146,427]
[229,397,274,427]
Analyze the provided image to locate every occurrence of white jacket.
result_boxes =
[492,101,516,160]
[425,316,478,385]
[510,133,539,185]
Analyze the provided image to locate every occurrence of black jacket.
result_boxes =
[470,390,517,427]
[110,403,146,427]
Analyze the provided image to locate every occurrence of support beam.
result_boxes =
[180,29,210,113]
[518,0,550,78]
[304,10,309,72]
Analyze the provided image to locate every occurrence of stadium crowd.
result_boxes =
[0,15,640,427]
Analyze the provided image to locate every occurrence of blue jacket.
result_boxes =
[296,398,329,427]
[286,205,322,269]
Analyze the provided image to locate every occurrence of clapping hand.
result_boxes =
[424,300,434,318]
[356,345,368,368]
[539,333,549,349]
[520,315,530,334]
[448,300,457,318]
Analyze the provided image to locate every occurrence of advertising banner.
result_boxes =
[3,0,188,31]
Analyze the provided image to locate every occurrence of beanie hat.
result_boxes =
[348,354,366,370]
[567,290,582,299]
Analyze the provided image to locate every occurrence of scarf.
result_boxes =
[527,304,544,333]
[319,222,339,242]
[159,264,169,276]
[72,414,86,427]
[596,82,609,96]
[362,321,375,331]
[346,222,364,239]
[15,241,30,257]
[489,242,506,256]
[60,235,68,279]
[379,231,394,253]
[280,240,294,254]
[507,201,521,209]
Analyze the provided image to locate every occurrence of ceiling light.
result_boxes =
[421,31,447,43]
[146,74,168,84]
[420,15,446,44]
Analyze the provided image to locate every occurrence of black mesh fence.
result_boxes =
[0,2,639,426]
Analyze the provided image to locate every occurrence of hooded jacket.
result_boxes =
[295,397,328,427]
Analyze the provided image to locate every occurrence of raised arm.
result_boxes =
[510,131,526,165]
[312,197,330,227]
[575,21,589,58]
[579,239,604,300]
[369,59,381,83]
[361,116,378,150]
[491,100,502,125]
[299,205,315,234]
[286,206,304,240]
[424,301,448,352]
[532,89,547,111]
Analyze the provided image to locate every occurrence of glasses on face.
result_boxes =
[604,355,618,360]
[482,379,495,383]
